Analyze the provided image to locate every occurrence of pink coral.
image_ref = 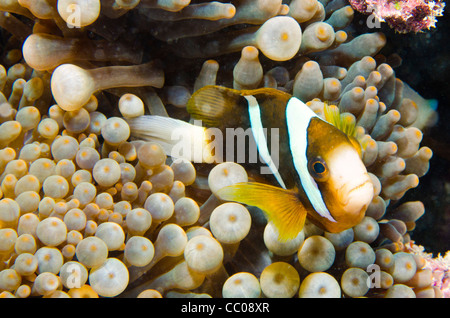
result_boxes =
[406,243,450,297]
[349,0,446,33]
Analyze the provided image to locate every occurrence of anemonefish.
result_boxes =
[127,85,374,241]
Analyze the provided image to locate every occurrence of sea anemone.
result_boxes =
[0,0,446,299]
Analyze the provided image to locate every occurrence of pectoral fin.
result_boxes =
[216,182,307,241]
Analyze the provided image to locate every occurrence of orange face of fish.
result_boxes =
[304,118,374,233]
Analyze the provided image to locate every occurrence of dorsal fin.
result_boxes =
[187,85,242,128]
[240,87,292,103]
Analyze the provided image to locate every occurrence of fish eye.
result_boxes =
[313,162,325,174]
[308,157,329,182]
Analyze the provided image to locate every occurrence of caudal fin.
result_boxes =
[126,115,217,163]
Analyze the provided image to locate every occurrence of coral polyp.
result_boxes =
[349,0,446,32]
[0,0,447,299]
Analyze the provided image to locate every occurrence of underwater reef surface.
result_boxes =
[378,11,450,256]
[348,0,450,258]
[0,0,448,299]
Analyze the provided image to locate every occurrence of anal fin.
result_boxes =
[216,182,307,241]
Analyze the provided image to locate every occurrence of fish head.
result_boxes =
[305,118,374,232]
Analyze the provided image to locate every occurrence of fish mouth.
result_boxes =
[348,179,373,196]
[340,178,374,213]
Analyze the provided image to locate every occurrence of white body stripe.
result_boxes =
[245,95,287,189]
[285,97,336,223]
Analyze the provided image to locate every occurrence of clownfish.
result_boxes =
[127,85,374,241]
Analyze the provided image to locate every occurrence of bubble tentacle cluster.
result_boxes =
[0,0,447,299]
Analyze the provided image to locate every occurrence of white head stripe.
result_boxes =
[244,95,287,189]
[285,97,336,223]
